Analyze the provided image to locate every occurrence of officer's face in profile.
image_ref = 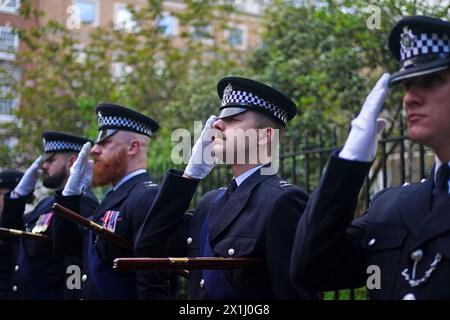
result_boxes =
[212,111,266,165]
[91,133,128,187]
[403,69,450,150]
[41,153,70,189]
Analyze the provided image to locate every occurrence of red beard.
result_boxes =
[92,148,128,187]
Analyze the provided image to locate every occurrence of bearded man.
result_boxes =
[54,103,171,300]
[0,132,98,299]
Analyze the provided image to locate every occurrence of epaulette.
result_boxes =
[279,180,293,188]
[143,181,158,188]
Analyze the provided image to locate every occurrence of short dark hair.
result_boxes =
[252,111,285,137]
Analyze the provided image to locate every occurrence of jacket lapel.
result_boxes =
[398,173,434,237]
[409,174,450,250]
[93,173,149,221]
[24,195,55,223]
[208,168,274,243]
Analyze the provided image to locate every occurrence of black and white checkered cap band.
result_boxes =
[44,140,83,153]
[221,85,288,124]
[401,32,450,61]
[97,115,152,136]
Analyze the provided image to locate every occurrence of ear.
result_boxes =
[66,154,77,170]
[258,127,274,146]
[128,139,140,156]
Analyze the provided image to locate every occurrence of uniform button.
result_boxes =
[228,248,235,256]
[14,265,19,272]
[200,279,205,289]
[402,182,410,186]
[403,293,416,300]
[420,178,426,183]
[410,249,423,262]
[82,274,88,282]
[368,239,376,246]
[12,285,17,292]
[186,237,193,245]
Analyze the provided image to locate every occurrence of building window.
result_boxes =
[225,25,247,50]
[0,0,20,14]
[0,62,19,120]
[0,26,19,61]
[157,13,178,37]
[74,0,98,26]
[0,85,16,117]
[114,3,138,32]
[229,0,267,16]
[191,24,213,45]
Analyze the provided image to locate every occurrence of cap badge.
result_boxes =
[224,83,233,97]
[401,26,416,51]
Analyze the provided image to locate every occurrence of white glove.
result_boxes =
[339,73,390,162]
[11,155,44,199]
[184,115,217,179]
[63,142,93,196]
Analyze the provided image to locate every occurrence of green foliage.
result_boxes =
[1,0,247,170]
[248,0,449,140]
[1,0,449,173]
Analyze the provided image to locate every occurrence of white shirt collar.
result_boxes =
[435,156,442,183]
[113,169,147,191]
[234,165,265,187]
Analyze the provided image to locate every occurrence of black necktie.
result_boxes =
[228,179,238,194]
[436,164,450,193]
[433,164,450,210]
[220,179,237,205]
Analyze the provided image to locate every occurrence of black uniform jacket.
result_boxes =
[135,167,318,300]
[291,153,450,300]
[54,172,171,300]
[1,189,97,300]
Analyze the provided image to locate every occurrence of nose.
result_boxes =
[212,118,225,131]
[403,83,423,111]
[41,161,49,170]
[90,144,101,156]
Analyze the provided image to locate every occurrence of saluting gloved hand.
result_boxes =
[11,155,44,199]
[184,115,218,179]
[63,142,93,196]
[339,73,391,162]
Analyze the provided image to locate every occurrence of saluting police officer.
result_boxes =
[0,170,23,299]
[291,16,450,300]
[135,77,318,299]
[0,132,98,300]
[54,103,171,299]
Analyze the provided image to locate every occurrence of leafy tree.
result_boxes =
[247,0,449,191]
[0,0,248,173]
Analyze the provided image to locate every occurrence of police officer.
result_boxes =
[135,77,317,299]
[0,170,23,299]
[0,132,98,300]
[54,103,171,299]
[291,16,450,300]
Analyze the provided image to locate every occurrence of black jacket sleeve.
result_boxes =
[290,153,372,291]
[265,187,318,299]
[52,191,98,256]
[134,169,199,258]
[0,192,27,230]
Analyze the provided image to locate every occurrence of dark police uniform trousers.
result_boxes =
[291,153,450,300]
[135,167,318,300]
[54,172,171,300]
[0,190,98,300]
